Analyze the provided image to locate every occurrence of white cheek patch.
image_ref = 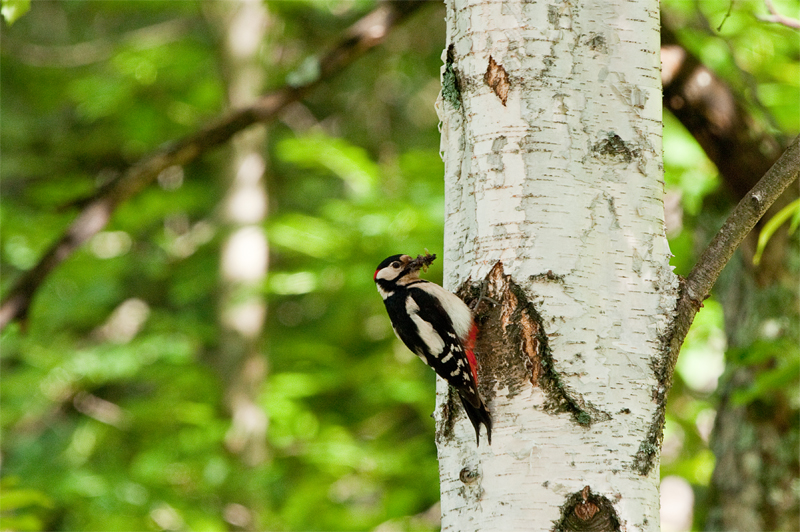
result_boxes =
[414,283,473,339]
[406,297,445,355]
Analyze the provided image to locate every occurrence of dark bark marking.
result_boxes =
[586,33,607,53]
[442,43,462,109]
[459,466,479,485]
[554,486,621,532]
[591,133,640,164]
[435,390,459,445]
[530,270,566,283]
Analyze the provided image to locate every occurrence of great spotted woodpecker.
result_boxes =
[374,253,492,445]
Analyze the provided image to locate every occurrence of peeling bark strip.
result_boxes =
[554,486,621,532]
[484,56,509,106]
[457,262,596,426]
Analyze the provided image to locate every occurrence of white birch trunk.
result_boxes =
[434,0,678,529]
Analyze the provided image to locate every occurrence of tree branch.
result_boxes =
[759,0,800,29]
[665,135,800,384]
[0,18,197,67]
[0,0,427,331]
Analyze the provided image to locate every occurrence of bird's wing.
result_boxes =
[406,286,482,406]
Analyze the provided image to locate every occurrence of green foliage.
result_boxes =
[0,0,29,25]
[662,111,721,277]
[0,477,53,531]
[729,338,800,406]
[661,0,799,527]
[1,1,445,530]
[675,299,726,393]
[1,0,797,530]
[663,113,720,217]
[663,0,800,135]
[753,198,800,265]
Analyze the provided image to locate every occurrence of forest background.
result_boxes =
[0,0,798,531]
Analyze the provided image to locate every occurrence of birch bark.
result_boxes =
[434,0,677,529]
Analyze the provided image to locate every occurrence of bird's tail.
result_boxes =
[460,395,492,446]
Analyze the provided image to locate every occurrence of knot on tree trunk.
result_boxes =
[555,486,621,532]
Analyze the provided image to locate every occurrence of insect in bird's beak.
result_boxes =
[408,251,437,272]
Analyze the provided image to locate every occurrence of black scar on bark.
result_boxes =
[442,43,463,110]
[591,132,641,164]
[633,277,686,476]
[553,486,621,532]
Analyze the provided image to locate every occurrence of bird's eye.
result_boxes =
[391,261,401,269]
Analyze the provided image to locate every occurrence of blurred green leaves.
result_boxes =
[269,212,348,258]
[729,338,800,406]
[1,2,444,530]
[278,133,380,200]
[663,0,800,133]
[753,198,800,266]
[661,3,799,526]
[0,478,52,532]
[1,0,797,530]
[0,0,29,25]
[676,299,726,394]
[663,113,720,217]
[67,75,136,122]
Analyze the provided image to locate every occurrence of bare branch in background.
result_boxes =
[665,135,800,386]
[0,0,428,331]
[759,0,800,29]
[0,18,197,67]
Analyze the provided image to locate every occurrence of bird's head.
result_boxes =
[374,254,419,284]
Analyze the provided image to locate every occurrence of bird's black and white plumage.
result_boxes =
[374,253,492,445]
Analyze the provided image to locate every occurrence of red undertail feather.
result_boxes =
[464,322,479,385]
[462,321,491,445]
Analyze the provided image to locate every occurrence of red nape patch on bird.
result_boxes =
[465,323,479,385]
[374,269,379,280]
